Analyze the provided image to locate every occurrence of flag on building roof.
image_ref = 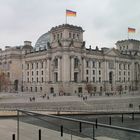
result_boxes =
[66,9,76,17]
[128,27,136,33]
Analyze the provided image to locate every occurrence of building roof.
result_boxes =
[116,39,140,44]
[50,24,84,32]
[35,32,50,49]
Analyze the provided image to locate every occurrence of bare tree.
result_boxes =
[0,72,10,92]
[85,83,93,96]
[116,85,123,95]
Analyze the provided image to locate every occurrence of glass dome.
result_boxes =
[35,32,50,49]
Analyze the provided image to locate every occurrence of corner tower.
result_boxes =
[116,39,140,56]
[49,24,84,48]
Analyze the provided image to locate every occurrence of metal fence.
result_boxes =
[14,109,140,140]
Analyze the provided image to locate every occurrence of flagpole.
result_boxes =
[65,9,67,24]
[66,15,67,24]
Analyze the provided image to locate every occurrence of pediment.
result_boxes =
[104,48,120,56]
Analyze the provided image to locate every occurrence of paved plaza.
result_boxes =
[0,92,139,103]
[0,92,139,140]
[0,92,140,113]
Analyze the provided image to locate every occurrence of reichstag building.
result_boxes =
[0,24,140,95]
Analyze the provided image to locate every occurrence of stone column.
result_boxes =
[90,60,92,82]
[83,58,86,81]
[71,56,74,81]
[46,58,51,82]
[58,56,62,82]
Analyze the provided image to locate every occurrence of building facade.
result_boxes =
[0,24,140,95]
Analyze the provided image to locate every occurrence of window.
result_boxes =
[86,70,89,75]
[99,77,101,83]
[99,70,101,75]
[41,71,43,75]
[93,70,95,75]
[36,63,38,69]
[128,64,130,70]
[119,77,121,82]
[119,64,121,69]
[125,86,127,90]
[93,77,95,82]
[124,64,126,70]
[86,77,89,82]
[74,72,78,82]
[74,58,79,68]
[9,61,12,64]
[77,34,79,39]
[32,78,34,82]
[27,72,29,76]
[73,34,75,39]
[42,77,44,83]
[54,72,58,82]
[32,71,34,76]
[78,87,82,93]
[128,72,130,76]
[54,58,58,68]
[94,87,96,92]
[100,87,102,92]
[32,63,33,69]
[128,77,130,81]
[50,87,54,93]
[109,62,114,69]
[92,61,95,68]
[69,33,71,38]
[119,71,121,76]
[27,64,29,69]
[124,71,125,75]
[30,87,32,92]
[37,77,38,83]
[86,61,89,67]
[35,87,37,92]
[60,33,62,38]
[27,78,29,82]
[109,71,113,84]
[7,72,10,78]
[40,87,42,91]
[36,71,38,75]
[57,34,59,40]
[124,77,125,82]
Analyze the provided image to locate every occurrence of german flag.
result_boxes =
[128,27,136,33]
[66,10,76,17]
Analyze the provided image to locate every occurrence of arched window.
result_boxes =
[54,58,58,68]
[74,58,79,68]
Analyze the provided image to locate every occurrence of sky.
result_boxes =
[0,0,140,49]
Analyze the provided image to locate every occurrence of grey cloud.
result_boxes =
[0,0,140,49]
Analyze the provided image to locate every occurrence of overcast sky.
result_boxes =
[0,0,140,49]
